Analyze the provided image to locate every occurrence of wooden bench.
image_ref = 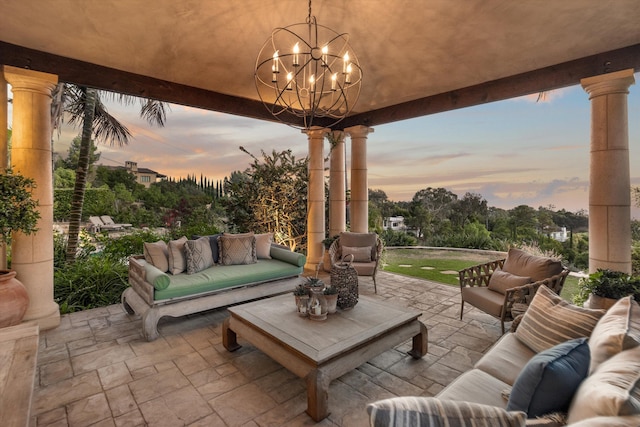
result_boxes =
[0,323,40,427]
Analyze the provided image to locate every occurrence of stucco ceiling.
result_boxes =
[1,0,639,127]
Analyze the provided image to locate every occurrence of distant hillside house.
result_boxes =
[100,161,167,188]
[123,161,166,188]
[549,226,569,242]
[384,216,406,231]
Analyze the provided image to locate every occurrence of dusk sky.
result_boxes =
[48,74,640,216]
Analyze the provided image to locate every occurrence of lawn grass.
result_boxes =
[382,248,580,302]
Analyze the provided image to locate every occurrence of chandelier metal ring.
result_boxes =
[254,5,362,129]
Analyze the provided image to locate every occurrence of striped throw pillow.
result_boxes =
[367,397,526,427]
[516,285,605,353]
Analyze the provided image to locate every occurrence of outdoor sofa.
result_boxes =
[122,232,305,341]
[367,285,640,426]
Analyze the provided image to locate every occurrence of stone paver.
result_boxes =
[32,271,503,426]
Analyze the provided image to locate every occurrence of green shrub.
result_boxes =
[54,254,128,314]
[97,229,166,261]
[380,229,417,246]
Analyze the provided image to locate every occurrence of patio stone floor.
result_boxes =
[32,271,504,427]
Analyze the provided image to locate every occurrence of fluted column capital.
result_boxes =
[303,126,331,140]
[4,65,57,96]
[344,125,374,139]
[581,69,635,99]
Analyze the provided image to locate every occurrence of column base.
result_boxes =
[23,302,60,330]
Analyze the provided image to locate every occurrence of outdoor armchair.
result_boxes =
[329,232,384,293]
[458,248,569,333]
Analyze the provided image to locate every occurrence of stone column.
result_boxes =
[0,72,7,270]
[345,125,374,233]
[328,131,346,238]
[581,69,635,274]
[304,127,329,271]
[5,66,60,330]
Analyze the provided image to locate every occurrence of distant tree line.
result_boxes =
[54,139,640,272]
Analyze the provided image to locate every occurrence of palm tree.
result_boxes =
[51,84,168,263]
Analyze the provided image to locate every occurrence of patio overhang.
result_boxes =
[1,1,639,128]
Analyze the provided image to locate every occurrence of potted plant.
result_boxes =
[574,269,640,309]
[323,285,338,314]
[293,284,309,316]
[0,169,40,327]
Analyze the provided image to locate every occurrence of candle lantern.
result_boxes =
[308,288,328,321]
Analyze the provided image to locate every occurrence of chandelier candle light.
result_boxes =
[255,0,362,129]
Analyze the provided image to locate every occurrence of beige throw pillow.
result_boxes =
[219,233,257,265]
[184,237,214,274]
[588,296,640,374]
[342,245,372,262]
[254,233,273,259]
[167,236,188,275]
[515,285,605,353]
[567,346,640,424]
[143,240,169,272]
[487,269,532,294]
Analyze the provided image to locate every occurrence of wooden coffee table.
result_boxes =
[222,294,427,421]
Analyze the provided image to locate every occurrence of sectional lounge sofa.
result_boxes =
[367,285,640,426]
[122,233,305,341]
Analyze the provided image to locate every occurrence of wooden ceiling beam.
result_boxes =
[0,41,306,127]
[339,43,640,129]
[2,41,638,130]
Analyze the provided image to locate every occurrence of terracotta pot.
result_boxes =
[0,270,30,327]
[584,293,617,310]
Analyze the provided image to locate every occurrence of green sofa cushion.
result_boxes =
[144,263,171,290]
[154,258,303,300]
[270,246,305,267]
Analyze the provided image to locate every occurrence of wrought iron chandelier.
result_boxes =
[255,0,362,129]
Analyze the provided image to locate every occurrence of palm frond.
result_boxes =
[92,102,132,146]
[139,99,168,127]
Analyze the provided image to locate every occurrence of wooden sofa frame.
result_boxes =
[122,255,300,341]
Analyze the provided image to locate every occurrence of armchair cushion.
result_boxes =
[367,396,526,427]
[488,269,532,295]
[506,337,590,418]
[342,245,372,262]
[516,285,605,353]
[339,232,378,260]
[502,248,563,282]
[461,286,505,318]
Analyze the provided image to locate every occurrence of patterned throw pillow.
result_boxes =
[367,396,526,427]
[167,236,188,275]
[143,240,169,272]
[515,285,605,353]
[588,296,640,374]
[218,234,257,266]
[184,237,214,274]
